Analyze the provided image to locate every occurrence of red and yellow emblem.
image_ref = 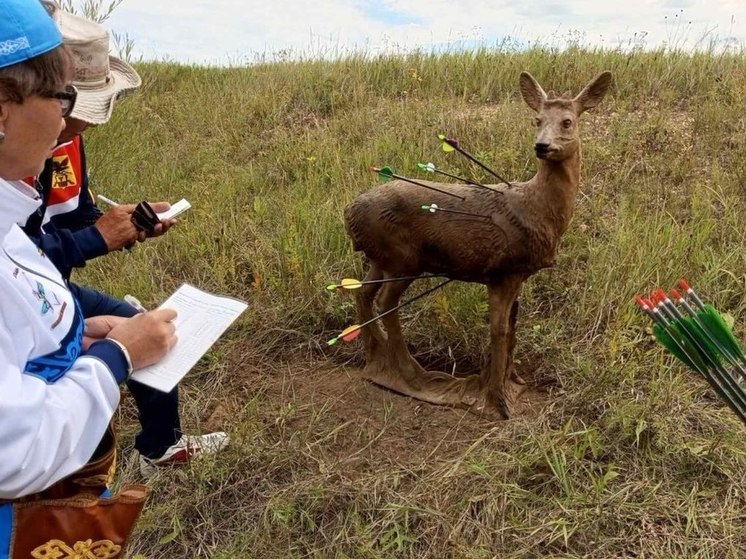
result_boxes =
[51,154,78,189]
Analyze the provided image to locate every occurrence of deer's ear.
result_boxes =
[519,72,547,113]
[573,71,612,114]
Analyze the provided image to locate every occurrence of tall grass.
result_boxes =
[79,46,746,557]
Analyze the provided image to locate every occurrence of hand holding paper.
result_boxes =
[129,284,248,392]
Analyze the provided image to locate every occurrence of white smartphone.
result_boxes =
[157,198,191,221]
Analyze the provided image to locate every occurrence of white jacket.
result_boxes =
[0,178,123,499]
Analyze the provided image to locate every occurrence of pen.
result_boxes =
[97,194,119,207]
[98,194,135,252]
[124,294,147,313]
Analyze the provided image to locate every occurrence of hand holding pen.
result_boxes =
[125,294,148,313]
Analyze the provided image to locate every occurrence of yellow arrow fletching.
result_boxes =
[441,142,455,153]
[341,278,363,290]
[341,325,361,342]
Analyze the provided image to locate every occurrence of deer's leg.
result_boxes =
[362,277,426,386]
[507,296,526,386]
[356,263,387,362]
[364,280,485,410]
[480,277,525,419]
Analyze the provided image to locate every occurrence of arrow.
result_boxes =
[677,280,746,381]
[417,162,501,193]
[421,203,491,219]
[637,296,746,423]
[650,289,746,411]
[327,279,453,345]
[371,166,465,200]
[438,134,513,188]
[670,287,746,383]
[326,274,446,291]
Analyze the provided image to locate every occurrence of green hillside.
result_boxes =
[80,47,746,558]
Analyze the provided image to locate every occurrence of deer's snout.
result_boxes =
[534,142,552,158]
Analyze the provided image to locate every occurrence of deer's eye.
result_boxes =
[562,119,573,128]
[535,117,542,127]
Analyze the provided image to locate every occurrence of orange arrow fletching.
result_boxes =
[341,325,361,342]
[327,325,362,346]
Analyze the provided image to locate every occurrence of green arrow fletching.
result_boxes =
[653,323,709,374]
[377,166,394,182]
[698,304,746,361]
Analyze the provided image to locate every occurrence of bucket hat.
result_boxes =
[47,3,141,124]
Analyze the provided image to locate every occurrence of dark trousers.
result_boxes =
[70,283,182,459]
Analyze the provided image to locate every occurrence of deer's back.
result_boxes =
[344,180,550,281]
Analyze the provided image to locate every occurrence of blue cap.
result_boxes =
[0,0,62,70]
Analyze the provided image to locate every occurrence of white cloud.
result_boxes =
[95,0,746,64]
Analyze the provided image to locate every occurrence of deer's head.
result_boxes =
[519,71,612,161]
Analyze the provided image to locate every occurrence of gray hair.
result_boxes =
[0,45,71,104]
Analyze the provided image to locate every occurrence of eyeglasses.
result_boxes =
[40,84,78,118]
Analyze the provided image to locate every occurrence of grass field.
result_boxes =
[78,46,746,558]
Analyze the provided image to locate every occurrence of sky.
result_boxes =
[95,0,746,65]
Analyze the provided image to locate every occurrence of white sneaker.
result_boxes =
[139,432,230,478]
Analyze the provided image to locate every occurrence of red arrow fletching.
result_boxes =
[341,325,361,342]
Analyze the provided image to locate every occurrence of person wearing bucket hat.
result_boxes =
[21,5,230,479]
[0,0,179,555]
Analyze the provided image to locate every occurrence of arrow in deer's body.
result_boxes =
[438,134,513,188]
[371,166,464,200]
[327,279,453,345]
[421,203,491,219]
[417,162,501,193]
[325,274,446,291]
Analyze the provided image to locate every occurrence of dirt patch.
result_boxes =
[200,347,550,473]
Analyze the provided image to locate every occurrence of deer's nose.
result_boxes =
[535,142,551,153]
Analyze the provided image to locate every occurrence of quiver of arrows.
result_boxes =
[637,280,746,424]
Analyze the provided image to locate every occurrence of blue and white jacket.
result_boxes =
[0,178,128,500]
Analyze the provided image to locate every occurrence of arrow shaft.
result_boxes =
[349,279,454,335]
[432,169,501,193]
[375,167,465,200]
[655,303,746,418]
[360,274,445,286]
[444,140,513,188]
[685,287,707,310]
[432,207,490,218]
[674,297,746,382]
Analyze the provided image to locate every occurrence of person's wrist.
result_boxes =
[104,338,134,378]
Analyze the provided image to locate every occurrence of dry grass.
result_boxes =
[76,46,746,557]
